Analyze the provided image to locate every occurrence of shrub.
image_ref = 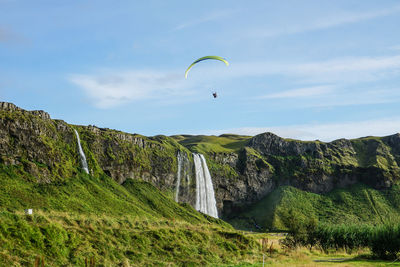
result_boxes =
[370,224,400,259]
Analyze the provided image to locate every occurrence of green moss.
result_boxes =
[208,160,239,179]
[229,183,400,231]
[175,134,250,154]
[72,126,191,179]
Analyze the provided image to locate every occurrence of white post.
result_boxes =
[24,209,33,215]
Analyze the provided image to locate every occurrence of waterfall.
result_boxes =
[73,129,89,174]
[193,153,218,218]
[174,152,192,204]
[175,152,182,202]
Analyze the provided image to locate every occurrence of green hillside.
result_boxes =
[229,183,400,231]
[2,103,400,265]
[0,165,260,266]
[172,134,251,154]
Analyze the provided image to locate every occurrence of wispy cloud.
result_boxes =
[215,54,400,86]
[289,55,400,79]
[173,9,237,31]
[70,53,400,109]
[248,4,400,38]
[253,86,400,109]
[242,54,400,107]
[259,85,333,99]
[69,70,190,109]
[304,88,400,108]
[199,118,400,142]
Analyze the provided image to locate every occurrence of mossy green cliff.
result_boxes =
[174,132,400,221]
[1,102,400,228]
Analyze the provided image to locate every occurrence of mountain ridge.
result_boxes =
[1,101,400,226]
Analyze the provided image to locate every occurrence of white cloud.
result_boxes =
[248,5,400,38]
[200,118,400,142]
[305,88,400,108]
[210,54,400,86]
[69,70,189,108]
[237,54,400,108]
[253,86,400,108]
[259,85,333,99]
[290,55,400,77]
[70,53,400,109]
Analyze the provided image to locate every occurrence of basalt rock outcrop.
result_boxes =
[1,102,400,219]
[211,132,400,217]
[0,102,183,189]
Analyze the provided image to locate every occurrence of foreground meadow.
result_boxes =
[227,232,400,267]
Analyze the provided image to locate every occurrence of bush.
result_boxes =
[279,209,317,250]
[281,221,400,259]
[370,224,400,259]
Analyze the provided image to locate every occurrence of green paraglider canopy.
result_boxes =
[185,56,229,79]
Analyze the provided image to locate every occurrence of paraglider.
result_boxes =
[184,56,229,79]
[185,56,229,99]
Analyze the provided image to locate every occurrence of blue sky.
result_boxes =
[1,0,400,141]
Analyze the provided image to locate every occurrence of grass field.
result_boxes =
[223,232,400,267]
[1,167,400,265]
[0,164,263,266]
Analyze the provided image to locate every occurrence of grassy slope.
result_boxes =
[172,134,251,154]
[0,164,194,220]
[229,183,400,231]
[0,165,260,266]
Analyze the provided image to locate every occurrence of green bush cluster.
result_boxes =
[282,215,400,260]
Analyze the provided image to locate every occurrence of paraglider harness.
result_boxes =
[212,92,217,98]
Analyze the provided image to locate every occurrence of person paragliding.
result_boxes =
[185,56,229,99]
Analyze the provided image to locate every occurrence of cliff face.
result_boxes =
[0,102,185,191]
[210,132,400,217]
[0,103,74,183]
[1,102,400,219]
[248,132,400,191]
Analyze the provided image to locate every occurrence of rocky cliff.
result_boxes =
[1,102,400,219]
[0,102,187,189]
[209,132,400,217]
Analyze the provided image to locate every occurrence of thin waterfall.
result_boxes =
[74,129,89,174]
[193,153,218,218]
[175,151,182,202]
[194,154,202,211]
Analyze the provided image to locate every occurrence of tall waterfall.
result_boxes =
[73,129,89,174]
[193,153,218,218]
[175,152,182,202]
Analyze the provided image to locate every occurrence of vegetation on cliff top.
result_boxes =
[173,134,251,154]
